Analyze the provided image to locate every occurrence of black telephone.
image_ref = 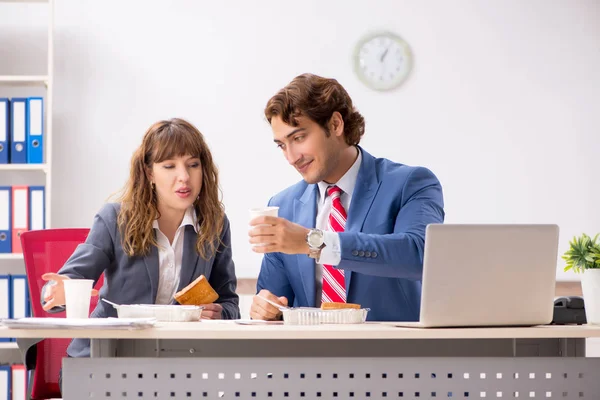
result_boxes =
[552,296,586,325]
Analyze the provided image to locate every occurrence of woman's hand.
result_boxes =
[199,303,223,320]
[41,273,98,311]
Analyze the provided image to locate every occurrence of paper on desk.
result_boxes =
[0,317,156,330]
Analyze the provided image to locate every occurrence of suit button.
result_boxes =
[352,250,359,256]
[358,251,365,257]
[365,251,371,258]
[372,252,378,258]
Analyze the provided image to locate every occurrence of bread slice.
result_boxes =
[321,302,361,310]
[174,275,219,305]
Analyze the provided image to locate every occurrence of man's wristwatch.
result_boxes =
[306,229,326,261]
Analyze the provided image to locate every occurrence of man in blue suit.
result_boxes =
[249,73,445,321]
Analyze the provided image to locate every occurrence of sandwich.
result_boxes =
[174,275,219,305]
[321,302,361,310]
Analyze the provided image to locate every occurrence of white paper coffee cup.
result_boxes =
[249,206,279,220]
[249,207,279,247]
[63,279,94,319]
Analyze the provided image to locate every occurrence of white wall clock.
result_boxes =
[353,31,413,91]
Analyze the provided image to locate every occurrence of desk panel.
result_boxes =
[64,356,600,399]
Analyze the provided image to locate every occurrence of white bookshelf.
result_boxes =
[0,0,53,361]
[0,0,48,3]
[0,253,24,261]
[0,163,48,172]
[0,75,49,85]
[0,0,53,229]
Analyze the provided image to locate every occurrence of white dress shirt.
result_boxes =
[153,207,198,305]
[314,148,362,304]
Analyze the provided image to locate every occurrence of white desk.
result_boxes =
[2,322,600,399]
[4,321,600,339]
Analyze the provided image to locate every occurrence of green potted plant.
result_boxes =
[563,233,600,324]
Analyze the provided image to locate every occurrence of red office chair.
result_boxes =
[20,229,104,400]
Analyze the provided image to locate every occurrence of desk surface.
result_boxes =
[1,321,600,340]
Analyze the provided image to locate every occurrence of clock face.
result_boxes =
[354,32,413,91]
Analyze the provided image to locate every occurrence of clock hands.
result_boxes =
[380,45,391,63]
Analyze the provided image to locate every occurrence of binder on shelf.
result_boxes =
[9,98,27,164]
[28,186,45,231]
[11,186,28,254]
[0,275,11,343]
[26,97,43,164]
[10,275,30,320]
[10,364,27,400]
[0,98,9,164]
[0,365,11,400]
[10,365,26,400]
[0,187,11,254]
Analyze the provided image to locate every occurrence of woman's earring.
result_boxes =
[151,181,155,190]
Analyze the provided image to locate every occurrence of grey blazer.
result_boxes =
[43,203,240,357]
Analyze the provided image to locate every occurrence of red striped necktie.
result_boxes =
[322,185,347,303]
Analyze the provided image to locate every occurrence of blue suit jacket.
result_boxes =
[257,147,445,321]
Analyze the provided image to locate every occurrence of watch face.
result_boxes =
[308,230,324,248]
[354,31,413,91]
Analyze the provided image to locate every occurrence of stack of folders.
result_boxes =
[0,97,44,164]
[0,275,32,343]
[0,186,45,254]
[0,364,27,400]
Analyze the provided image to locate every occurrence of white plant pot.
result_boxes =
[581,269,600,325]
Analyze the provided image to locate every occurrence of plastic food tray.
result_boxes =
[282,307,369,325]
[109,303,203,322]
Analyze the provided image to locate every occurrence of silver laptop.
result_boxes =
[396,224,559,328]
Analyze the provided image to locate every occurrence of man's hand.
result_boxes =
[250,289,288,320]
[200,303,223,320]
[249,216,310,254]
[41,273,99,311]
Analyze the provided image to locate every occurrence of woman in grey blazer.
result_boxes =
[41,118,240,361]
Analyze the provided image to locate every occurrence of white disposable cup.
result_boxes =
[63,279,94,319]
[249,207,279,247]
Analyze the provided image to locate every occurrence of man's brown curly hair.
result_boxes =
[264,73,365,146]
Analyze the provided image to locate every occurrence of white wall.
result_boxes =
[1,0,599,279]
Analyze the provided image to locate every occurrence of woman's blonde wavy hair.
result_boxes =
[115,118,224,259]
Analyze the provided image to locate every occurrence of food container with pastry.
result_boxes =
[102,299,203,322]
[281,302,369,325]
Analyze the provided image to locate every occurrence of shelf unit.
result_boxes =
[0,0,54,363]
[0,163,48,172]
[0,0,48,3]
[0,253,24,261]
[0,75,49,85]
[0,0,53,234]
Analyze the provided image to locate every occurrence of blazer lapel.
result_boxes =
[143,244,160,304]
[178,225,200,293]
[344,147,381,292]
[294,184,318,306]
